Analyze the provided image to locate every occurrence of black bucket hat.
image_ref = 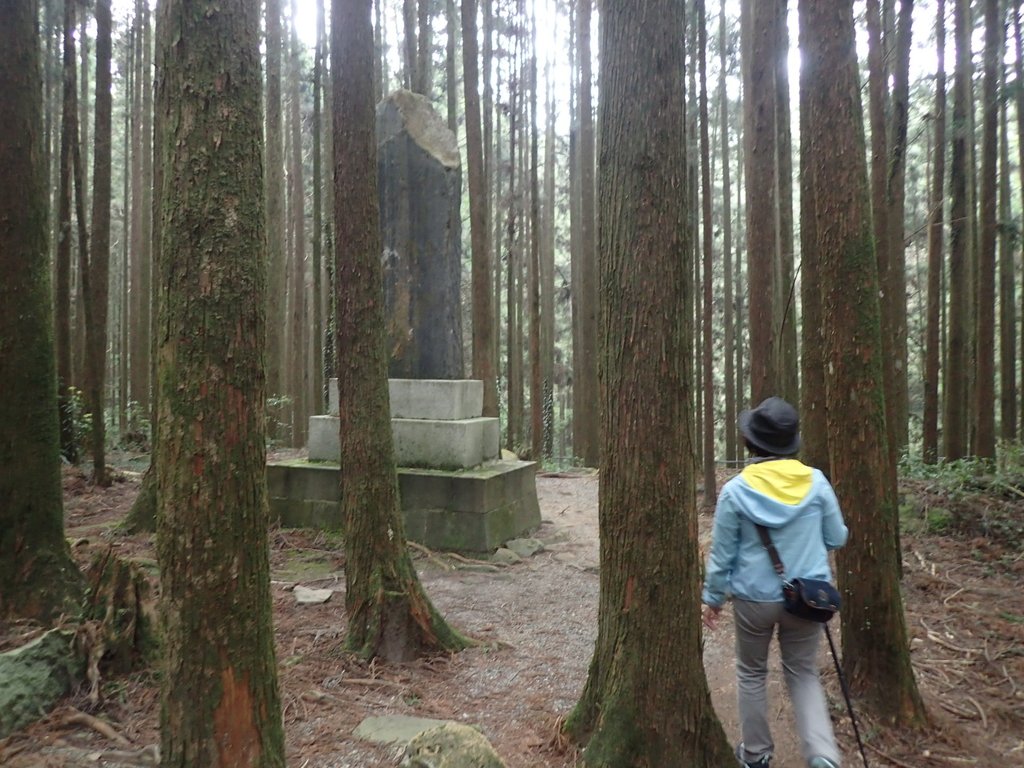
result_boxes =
[738,396,801,456]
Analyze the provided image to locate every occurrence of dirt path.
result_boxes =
[1,469,1016,767]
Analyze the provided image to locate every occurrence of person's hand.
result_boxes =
[702,604,722,631]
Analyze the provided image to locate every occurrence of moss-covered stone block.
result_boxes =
[0,629,83,738]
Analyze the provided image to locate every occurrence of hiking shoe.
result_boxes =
[735,743,772,768]
[808,758,839,768]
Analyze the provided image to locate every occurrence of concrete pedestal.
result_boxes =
[266,459,541,553]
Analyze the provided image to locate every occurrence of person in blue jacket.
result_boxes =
[702,396,848,768]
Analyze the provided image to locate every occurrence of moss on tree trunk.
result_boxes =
[0,0,84,623]
[564,2,732,764]
[332,0,468,662]
[153,1,285,764]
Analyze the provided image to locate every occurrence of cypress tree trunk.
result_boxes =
[463,0,499,418]
[265,0,287,415]
[944,0,972,460]
[798,0,829,473]
[923,0,946,463]
[801,0,927,727]
[333,0,468,662]
[973,0,998,459]
[154,1,285,763]
[565,0,732,762]
[741,0,781,404]
[698,0,716,504]
[287,5,308,447]
[528,9,543,461]
[0,0,84,621]
[86,0,113,487]
[998,31,1016,443]
[574,0,599,467]
[719,5,737,465]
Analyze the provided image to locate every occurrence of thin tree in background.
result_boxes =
[288,1,309,447]
[528,0,543,460]
[998,21,1016,443]
[312,0,326,412]
[266,0,287,421]
[333,0,468,660]
[698,0,716,504]
[574,0,599,467]
[56,0,79,463]
[463,0,499,418]
[973,0,999,459]
[720,2,737,465]
[923,0,947,463]
[1014,4,1024,444]
[153,0,286,761]
[84,0,113,486]
[0,0,84,621]
[801,0,928,726]
[944,0,972,460]
[565,0,733,761]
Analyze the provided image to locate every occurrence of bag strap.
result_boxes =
[755,524,786,577]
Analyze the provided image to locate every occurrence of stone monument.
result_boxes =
[377,89,463,379]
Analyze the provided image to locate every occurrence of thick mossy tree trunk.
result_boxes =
[564,2,731,764]
[332,0,468,662]
[0,0,84,623]
[800,0,928,728]
[153,1,285,765]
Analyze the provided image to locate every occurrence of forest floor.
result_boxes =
[0,457,1022,767]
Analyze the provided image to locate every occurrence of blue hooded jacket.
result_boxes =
[702,459,848,607]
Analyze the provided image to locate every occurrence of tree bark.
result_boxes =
[973,0,998,459]
[923,0,946,463]
[565,0,732,762]
[720,6,737,465]
[463,0,498,418]
[86,0,113,486]
[998,18,1016,443]
[574,0,599,467]
[944,0,972,460]
[333,0,468,661]
[800,0,928,726]
[153,0,285,763]
[288,3,308,447]
[0,0,84,622]
[265,0,287,419]
[698,0,716,504]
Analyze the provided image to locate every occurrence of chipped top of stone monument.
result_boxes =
[379,89,460,169]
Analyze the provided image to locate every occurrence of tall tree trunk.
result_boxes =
[288,2,308,447]
[741,0,781,404]
[720,5,737,465]
[944,0,973,460]
[774,0,798,405]
[85,0,114,486]
[445,0,457,132]
[542,52,556,459]
[505,35,521,452]
[973,0,998,459]
[266,0,287,418]
[154,1,285,763]
[416,0,432,96]
[0,0,84,622]
[1014,4,1024,442]
[698,0,716,504]
[923,0,946,463]
[565,0,732,761]
[332,0,468,661]
[57,0,79,463]
[574,0,599,467]
[998,22,1016,443]
[801,0,927,726]
[528,1,543,461]
[403,0,417,90]
[463,0,498,418]
[312,0,327,414]
[798,0,828,473]
[887,0,913,452]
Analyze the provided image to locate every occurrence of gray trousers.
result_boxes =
[733,599,841,766]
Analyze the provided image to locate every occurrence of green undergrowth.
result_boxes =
[899,444,1024,552]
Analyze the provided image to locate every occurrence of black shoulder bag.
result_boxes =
[754,524,840,623]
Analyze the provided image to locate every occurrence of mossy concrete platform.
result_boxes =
[266,459,541,553]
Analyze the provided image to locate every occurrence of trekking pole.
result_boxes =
[824,623,870,768]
